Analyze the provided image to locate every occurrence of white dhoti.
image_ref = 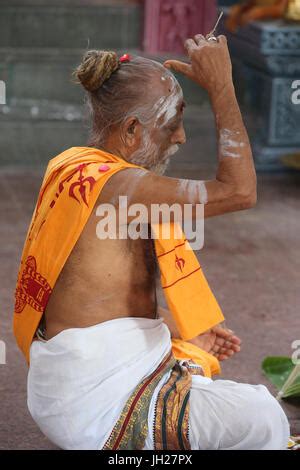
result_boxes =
[27,317,290,450]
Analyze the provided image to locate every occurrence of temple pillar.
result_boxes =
[143,0,217,54]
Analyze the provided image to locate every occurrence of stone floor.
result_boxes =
[0,103,299,449]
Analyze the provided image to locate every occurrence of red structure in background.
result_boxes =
[143,0,217,54]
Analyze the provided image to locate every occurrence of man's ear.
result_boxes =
[122,117,142,147]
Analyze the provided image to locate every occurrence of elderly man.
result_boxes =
[14,34,289,450]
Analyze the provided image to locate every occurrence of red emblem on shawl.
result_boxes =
[15,256,52,314]
[175,254,185,272]
[68,163,96,206]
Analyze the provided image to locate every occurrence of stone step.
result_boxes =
[0,103,208,166]
[0,47,89,104]
[0,47,207,106]
[0,0,208,166]
[0,102,212,167]
[0,46,207,166]
[0,119,87,166]
[0,2,141,50]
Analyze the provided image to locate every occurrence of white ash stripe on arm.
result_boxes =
[219,128,246,159]
[177,179,208,205]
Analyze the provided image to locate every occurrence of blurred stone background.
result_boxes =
[0,0,299,449]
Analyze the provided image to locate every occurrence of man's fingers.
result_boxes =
[220,348,235,356]
[212,340,241,356]
[218,353,231,361]
[213,326,232,338]
[213,326,242,344]
[184,38,198,56]
[221,335,242,345]
[230,335,242,345]
[163,60,192,76]
[217,34,227,45]
[194,34,206,45]
[215,336,241,350]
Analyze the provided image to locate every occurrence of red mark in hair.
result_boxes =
[119,53,131,63]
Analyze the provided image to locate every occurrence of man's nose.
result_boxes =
[171,125,186,145]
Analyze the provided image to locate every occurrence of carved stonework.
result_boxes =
[143,0,217,54]
[272,80,300,145]
[265,56,300,76]
[262,29,300,54]
[221,12,300,170]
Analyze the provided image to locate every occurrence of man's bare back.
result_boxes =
[45,197,158,340]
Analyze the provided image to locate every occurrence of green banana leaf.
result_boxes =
[262,356,300,399]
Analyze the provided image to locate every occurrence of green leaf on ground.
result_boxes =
[262,356,300,399]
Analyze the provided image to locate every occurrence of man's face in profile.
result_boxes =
[128,71,186,175]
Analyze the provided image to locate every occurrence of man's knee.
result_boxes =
[189,379,290,450]
[228,383,290,450]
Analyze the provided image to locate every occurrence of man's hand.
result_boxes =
[158,306,241,362]
[163,35,233,96]
[187,325,241,361]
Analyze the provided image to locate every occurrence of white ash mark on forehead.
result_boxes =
[167,73,177,87]
[177,179,208,205]
[155,86,183,128]
[139,69,182,129]
[219,128,246,159]
[152,96,166,114]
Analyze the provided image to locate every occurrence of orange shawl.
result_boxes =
[14,147,224,376]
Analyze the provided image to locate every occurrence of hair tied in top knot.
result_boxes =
[73,50,119,92]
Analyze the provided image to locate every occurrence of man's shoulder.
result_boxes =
[97,166,149,205]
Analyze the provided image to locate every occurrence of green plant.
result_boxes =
[262,356,300,400]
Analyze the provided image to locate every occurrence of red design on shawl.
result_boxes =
[28,162,98,240]
[68,164,96,206]
[15,256,52,314]
[175,254,185,272]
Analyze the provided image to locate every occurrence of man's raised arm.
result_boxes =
[163,34,257,217]
[204,77,257,217]
[99,34,256,219]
